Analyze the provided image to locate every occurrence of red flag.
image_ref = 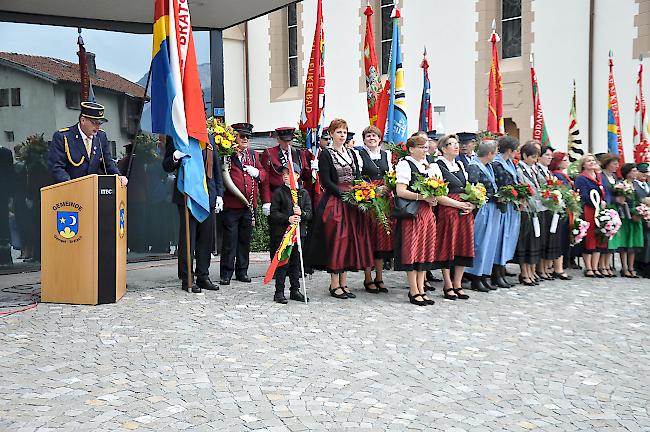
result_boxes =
[299,0,325,132]
[531,64,551,146]
[633,58,649,163]
[77,31,90,102]
[363,4,381,125]
[487,31,504,134]
[375,79,391,138]
[607,53,624,163]
[419,48,433,132]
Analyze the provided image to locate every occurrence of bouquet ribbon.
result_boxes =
[589,189,601,217]
[550,212,560,234]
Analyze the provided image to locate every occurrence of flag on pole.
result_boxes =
[77,30,96,102]
[151,0,210,222]
[299,0,325,150]
[384,6,408,145]
[633,56,649,163]
[487,27,504,134]
[419,48,433,132]
[567,80,584,163]
[363,4,381,126]
[607,52,624,162]
[530,62,551,146]
[264,151,300,285]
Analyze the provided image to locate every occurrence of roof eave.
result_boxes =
[0,57,58,84]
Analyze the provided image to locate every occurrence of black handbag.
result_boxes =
[392,197,419,219]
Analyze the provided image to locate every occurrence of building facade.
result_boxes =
[223,0,650,160]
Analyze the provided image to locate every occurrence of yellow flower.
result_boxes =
[213,136,222,144]
[369,190,376,199]
[215,125,225,134]
[355,190,364,201]
[222,141,232,149]
[227,133,235,141]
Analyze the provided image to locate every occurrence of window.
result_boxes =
[0,89,8,107]
[501,0,521,59]
[10,88,21,106]
[380,0,394,74]
[4,131,14,142]
[287,4,298,88]
[65,89,80,109]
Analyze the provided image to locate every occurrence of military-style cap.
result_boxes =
[594,152,608,162]
[282,161,302,174]
[346,132,355,142]
[320,128,330,139]
[638,162,649,173]
[275,127,295,141]
[426,130,437,139]
[620,162,637,179]
[231,122,254,137]
[457,132,477,143]
[80,101,108,123]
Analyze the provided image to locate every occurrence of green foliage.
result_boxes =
[250,198,270,252]
[15,134,48,170]
[121,133,161,162]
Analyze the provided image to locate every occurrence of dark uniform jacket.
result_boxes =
[162,140,224,208]
[269,184,312,251]
[48,125,121,183]
[223,149,267,210]
[260,145,312,203]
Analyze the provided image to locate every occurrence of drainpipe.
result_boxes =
[245,22,251,123]
[588,0,595,153]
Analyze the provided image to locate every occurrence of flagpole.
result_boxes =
[295,222,308,305]
[184,195,193,291]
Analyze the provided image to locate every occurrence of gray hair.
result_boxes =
[476,140,497,157]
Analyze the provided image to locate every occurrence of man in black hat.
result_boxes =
[345,131,356,150]
[48,101,127,186]
[163,134,224,293]
[456,132,477,170]
[319,128,330,150]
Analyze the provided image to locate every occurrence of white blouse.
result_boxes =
[395,156,443,185]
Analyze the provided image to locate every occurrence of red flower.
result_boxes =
[512,189,518,198]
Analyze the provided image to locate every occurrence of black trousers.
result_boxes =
[220,207,253,279]
[274,246,302,291]
[177,206,214,281]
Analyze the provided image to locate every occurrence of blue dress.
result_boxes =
[465,160,501,276]
[491,154,521,266]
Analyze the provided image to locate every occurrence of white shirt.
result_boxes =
[328,146,364,171]
[362,145,393,173]
[395,156,443,185]
[439,156,461,173]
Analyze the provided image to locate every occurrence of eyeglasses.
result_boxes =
[239,136,250,141]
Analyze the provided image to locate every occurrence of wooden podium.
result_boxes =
[41,175,127,305]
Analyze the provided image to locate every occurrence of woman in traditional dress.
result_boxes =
[491,136,521,287]
[358,125,393,293]
[307,118,373,299]
[515,143,543,286]
[434,134,475,299]
[465,140,503,290]
[633,163,650,277]
[549,151,573,280]
[574,154,609,277]
[609,163,644,277]
[536,145,565,279]
[598,154,621,277]
[394,135,440,305]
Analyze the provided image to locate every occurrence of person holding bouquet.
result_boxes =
[491,136,522,287]
[306,118,373,299]
[515,142,543,286]
[574,154,609,277]
[550,151,574,279]
[358,125,393,293]
[609,163,644,277]
[598,154,621,277]
[394,135,440,306]
[434,134,475,299]
[633,163,650,277]
[465,140,502,290]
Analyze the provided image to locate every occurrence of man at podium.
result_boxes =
[47,101,128,187]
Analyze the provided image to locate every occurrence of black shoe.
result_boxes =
[481,276,497,291]
[426,270,442,283]
[453,288,470,300]
[342,286,356,298]
[374,279,389,293]
[443,288,457,300]
[364,280,379,294]
[518,275,535,286]
[219,277,231,285]
[236,274,252,283]
[196,277,218,291]
[470,277,490,292]
[329,286,347,299]
[274,291,288,304]
[408,292,427,306]
[289,290,308,302]
[421,294,436,305]
[182,281,202,293]
[423,280,436,292]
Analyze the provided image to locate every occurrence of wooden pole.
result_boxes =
[184,194,193,291]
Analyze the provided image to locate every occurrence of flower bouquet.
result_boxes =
[342,180,392,234]
[570,217,590,246]
[513,183,535,200]
[595,207,623,241]
[207,117,238,157]
[635,203,650,226]
[383,172,397,190]
[386,142,408,166]
[611,182,634,198]
[540,185,566,233]
[562,188,583,217]
[545,177,564,188]
[460,182,488,211]
[412,174,449,198]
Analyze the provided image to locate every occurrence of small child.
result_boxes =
[269,162,312,303]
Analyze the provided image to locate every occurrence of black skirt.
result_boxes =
[515,212,541,264]
[540,210,563,260]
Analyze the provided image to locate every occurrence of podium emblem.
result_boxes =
[119,201,126,238]
[57,211,79,239]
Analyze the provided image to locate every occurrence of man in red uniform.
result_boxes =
[219,123,268,285]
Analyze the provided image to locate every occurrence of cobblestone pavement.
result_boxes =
[1,255,649,431]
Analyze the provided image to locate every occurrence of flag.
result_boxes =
[299,0,325,150]
[264,151,299,285]
[487,31,504,134]
[77,30,95,102]
[419,48,433,132]
[633,57,649,163]
[607,52,624,162]
[384,6,408,145]
[151,0,209,222]
[375,79,391,138]
[363,4,381,126]
[531,64,551,146]
[567,80,584,163]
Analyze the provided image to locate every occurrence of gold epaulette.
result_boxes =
[58,127,69,132]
